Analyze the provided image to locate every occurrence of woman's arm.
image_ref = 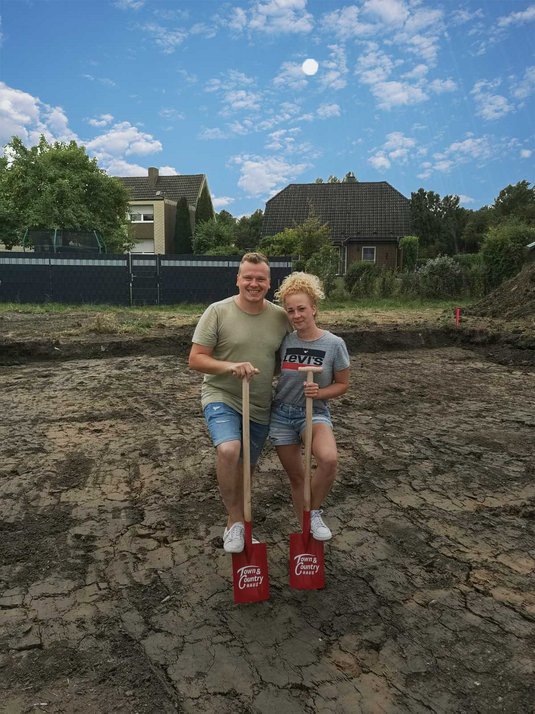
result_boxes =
[303,367,350,401]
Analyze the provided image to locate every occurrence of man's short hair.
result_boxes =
[239,252,270,268]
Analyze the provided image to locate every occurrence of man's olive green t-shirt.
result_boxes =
[192,296,289,424]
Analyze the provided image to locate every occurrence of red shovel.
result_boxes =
[289,366,325,590]
[232,377,270,604]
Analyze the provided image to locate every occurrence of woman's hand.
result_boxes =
[303,380,320,399]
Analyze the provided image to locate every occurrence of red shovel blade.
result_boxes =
[232,522,269,604]
[289,511,325,590]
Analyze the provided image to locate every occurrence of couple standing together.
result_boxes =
[188,252,350,554]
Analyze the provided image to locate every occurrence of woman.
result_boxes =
[270,272,350,540]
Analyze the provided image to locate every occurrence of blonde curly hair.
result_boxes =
[274,271,325,306]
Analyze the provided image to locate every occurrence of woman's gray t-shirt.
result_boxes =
[274,330,350,410]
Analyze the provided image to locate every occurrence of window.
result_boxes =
[362,246,376,262]
[128,205,154,223]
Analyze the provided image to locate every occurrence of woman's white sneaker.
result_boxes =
[310,510,332,541]
[223,522,244,553]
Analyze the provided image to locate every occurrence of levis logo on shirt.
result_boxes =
[282,347,325,370]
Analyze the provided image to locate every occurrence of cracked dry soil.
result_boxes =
[0,336,534,713]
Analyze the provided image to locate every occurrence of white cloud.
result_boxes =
[458,195,475,205]
[114,0,145,9]
[368,130,417,170]
[498,5,535,29]
[228,0,314,34]
[231,154,309,196]
[471,79,514,120]
[212,195,234,210]
[158,165,179,175]
[221,89,262,115]
[319,44,348,91]
[316,103,341,118]
[369,153,390,170]
[429,78,457,94]
[159,108,185,121]
[512,65,535,101]
[102,158,149,176]
[273,62,308,91]
[141,23,187,53]
[363,0,408,27]
[0,82,77,148]
[520,148,532,159]
[85,121,162,157]
[87,113,114,127]
[82,74,116,87]
[322,5,375,39]
[198,127,227,140]
[371,80,428,109]
[356,44,397,84]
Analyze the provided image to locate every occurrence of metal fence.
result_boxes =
[0,253,293,305]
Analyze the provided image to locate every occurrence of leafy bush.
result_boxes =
[417,255,463,299]
[376,270,397,297]
[344,261,380,293]
[399,235,419,272]
[399,270,420,297]
[305,244,339,296]
[481,220,534,292]
[453,253,485,298]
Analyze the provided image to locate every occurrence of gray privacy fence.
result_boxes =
[0,253,293,305]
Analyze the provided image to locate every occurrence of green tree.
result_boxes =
[410,188,444,254]
[493,180,535,225]
[235,209,263,251]
[327,175,341,183]
[0,135,131,251]
[342,171,358,182]
[461,207,493,253]
[217,209,236,227]
[195,183,214,224]
[173,196,193,253]
[259,227,300,256]
[192,218,235,254]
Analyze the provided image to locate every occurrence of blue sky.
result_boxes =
[1,0,533,217]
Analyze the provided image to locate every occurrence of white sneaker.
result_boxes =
[310,510,332,541]
[223,523,260,553]
[223,522,245,553]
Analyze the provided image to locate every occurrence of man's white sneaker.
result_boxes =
[223,523,260,553]
[310,510,332,541]
[223,522,244,553]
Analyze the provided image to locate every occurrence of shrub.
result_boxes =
[305,244,339,296]
[453,253,485,298]
[344,261,380,292]
[399,235,419,272]
[481,220,534,292]
[399,270,420,297]
[374,269,397,297]
[417,255,463,298]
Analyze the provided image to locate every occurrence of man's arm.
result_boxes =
[188,343,259,379]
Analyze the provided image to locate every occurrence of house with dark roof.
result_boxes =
[116,167,214,253]
[262,181,411,272]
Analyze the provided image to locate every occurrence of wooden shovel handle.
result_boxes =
[242,377,252,523]
[298,367,323,511]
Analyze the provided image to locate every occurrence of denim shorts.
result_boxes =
[203,402,269,465]
[269,401,333,446]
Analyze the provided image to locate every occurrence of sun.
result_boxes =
[302,58,319,76]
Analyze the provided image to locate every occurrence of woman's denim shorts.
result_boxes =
[203,402,269,465]
[269,401,332,446]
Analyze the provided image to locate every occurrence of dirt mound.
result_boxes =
[469,263,535,319]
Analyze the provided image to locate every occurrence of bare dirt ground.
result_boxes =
[0,309,534,713]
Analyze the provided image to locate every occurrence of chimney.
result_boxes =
[148,167,159,188]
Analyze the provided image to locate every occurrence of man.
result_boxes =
[188,252,289,554]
